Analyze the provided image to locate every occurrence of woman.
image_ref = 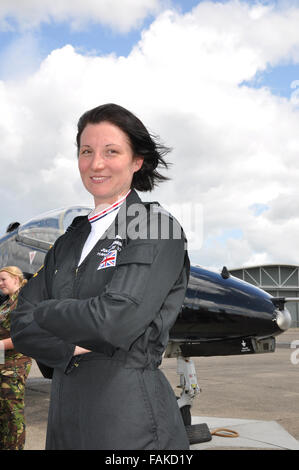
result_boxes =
[0,266,32,450]
[11,103,190,450]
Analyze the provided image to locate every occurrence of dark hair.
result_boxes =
[76,103,170,191]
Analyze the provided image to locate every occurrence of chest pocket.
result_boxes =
[106,243,154,304]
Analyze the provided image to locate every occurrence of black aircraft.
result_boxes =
[0,206,292,436]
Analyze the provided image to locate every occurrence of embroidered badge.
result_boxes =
[97,247,109,258]
[110,235,123,252]
[97,249,118,270]
[97,235,124,258]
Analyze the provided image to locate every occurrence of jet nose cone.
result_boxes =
[275,308,292,331]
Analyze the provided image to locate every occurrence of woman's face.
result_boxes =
[78,121,143,207]
[0,272,20,296]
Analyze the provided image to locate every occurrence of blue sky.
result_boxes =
[1,0,298,95]
[242,63,299,99]
[0,1,201,63]
[1,0,299,268]
[0,14,145,62]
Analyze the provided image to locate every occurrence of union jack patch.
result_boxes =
[97,249,117,270]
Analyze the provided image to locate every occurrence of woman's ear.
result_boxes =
[133,156,144,172]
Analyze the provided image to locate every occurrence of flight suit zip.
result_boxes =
[64,265,82,375]
[73,266,80,298]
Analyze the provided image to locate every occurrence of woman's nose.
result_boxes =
[90,152,105,171]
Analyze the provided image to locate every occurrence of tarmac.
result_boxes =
[23,328,299,451]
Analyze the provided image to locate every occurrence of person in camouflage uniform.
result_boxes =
[0,267,32,450]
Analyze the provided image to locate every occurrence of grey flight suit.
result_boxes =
[10,189,190,450]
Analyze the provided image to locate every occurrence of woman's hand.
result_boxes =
[73,345,91,356]
[0,337,14,350]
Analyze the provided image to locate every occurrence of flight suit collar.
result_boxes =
[70,189,143,267]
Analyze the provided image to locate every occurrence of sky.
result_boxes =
[1,0,299,269]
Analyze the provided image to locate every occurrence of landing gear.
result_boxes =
[164,343,211,443]
[176,354,212,444]
[176,355,200,425]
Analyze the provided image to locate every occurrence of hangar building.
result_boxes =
[229,264,299,328]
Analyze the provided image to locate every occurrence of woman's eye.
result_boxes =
[106,149,117,156]
[80,149,92,156]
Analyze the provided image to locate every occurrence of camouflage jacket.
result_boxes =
[0,289,31,365]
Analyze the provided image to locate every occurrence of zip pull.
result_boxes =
[75,267,79,276]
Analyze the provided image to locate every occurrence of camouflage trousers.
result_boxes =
[0,360,32,450]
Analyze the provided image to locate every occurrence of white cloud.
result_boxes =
[0,0,161,32]
[1,1,299,269]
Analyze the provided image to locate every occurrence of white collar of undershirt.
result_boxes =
[88,189,131,225]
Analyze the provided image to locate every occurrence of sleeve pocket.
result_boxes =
[106,243,155,303]
[117,243,154,266]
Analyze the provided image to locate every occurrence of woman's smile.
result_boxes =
[90,175,111,183]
